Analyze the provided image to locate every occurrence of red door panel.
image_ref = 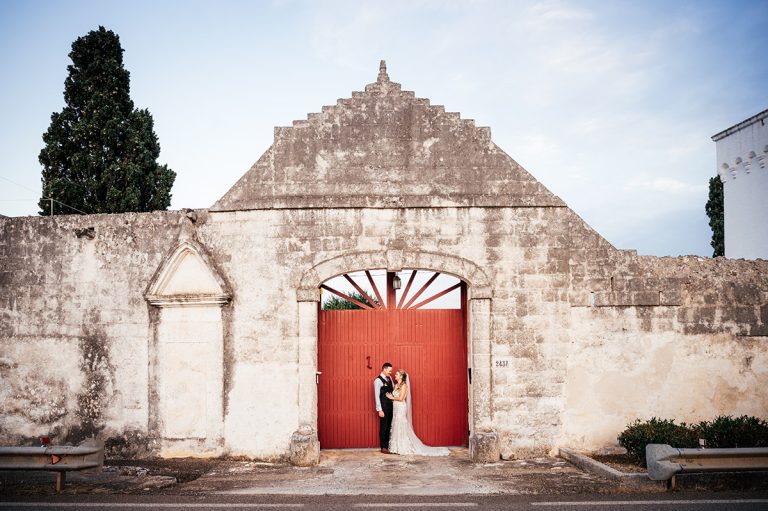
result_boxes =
[318,307,468,448]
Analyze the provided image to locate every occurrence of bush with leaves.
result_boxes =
[695,415,768,449]
[322,290,380,310]
[618,418,698,466]
[618,415,768,466]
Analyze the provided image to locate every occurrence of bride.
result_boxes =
[386,369,449,456]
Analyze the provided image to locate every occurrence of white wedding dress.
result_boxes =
[388,380,450,456]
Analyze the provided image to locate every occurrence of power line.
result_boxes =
[0,175,38,194]
[0,175,87,215]
[46,197,88,215]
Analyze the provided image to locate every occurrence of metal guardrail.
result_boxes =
[646,443,768,489]
[0,441,104,493]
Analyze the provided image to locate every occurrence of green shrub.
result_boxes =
[617,415,768,467]
[695,415,768,448]
[618,418,699,466]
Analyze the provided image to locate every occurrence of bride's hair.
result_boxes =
[397,370,408,384]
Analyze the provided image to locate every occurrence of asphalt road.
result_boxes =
[1,493,768,511]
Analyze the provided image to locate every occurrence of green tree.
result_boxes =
[323,290,380,310]
[705,175,724,257]
[38,26,175,215]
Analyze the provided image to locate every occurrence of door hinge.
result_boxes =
[468,367,472,384]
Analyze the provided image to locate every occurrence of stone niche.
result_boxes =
[145,240,231,457]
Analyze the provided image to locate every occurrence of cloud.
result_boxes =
[623,177,707,194]
[527,1,594,23]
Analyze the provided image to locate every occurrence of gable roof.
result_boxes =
[212,61,565,212]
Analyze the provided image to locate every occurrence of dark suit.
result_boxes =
[377,375,394,449]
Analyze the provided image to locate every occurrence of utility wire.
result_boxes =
[0,175,88,215]
[0,175,38,194]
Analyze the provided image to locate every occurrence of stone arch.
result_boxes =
[297,249,492,300]
[290,248,498,466]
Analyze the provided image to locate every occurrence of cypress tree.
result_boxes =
[705,175,724,257]
[38,26,175,215]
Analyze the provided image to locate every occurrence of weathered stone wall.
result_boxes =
[559,254,768,454]
[175,205,581,460]
[0,212,184,455]
[2,63,766,460]
[4,204,765,459]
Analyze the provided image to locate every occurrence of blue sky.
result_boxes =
[1,0,767,257]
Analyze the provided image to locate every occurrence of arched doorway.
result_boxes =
[317,269,469,449]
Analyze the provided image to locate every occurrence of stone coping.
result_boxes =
[558,447,659,488]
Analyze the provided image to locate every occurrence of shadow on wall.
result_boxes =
[66,314,115,444]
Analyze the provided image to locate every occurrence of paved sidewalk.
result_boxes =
[176,449,641,496]
[1,448,660,496]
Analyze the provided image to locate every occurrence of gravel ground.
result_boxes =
[591,454,646,473]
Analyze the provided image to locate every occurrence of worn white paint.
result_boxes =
[561,307,768,450]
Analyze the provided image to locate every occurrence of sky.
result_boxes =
[1,0,767,257]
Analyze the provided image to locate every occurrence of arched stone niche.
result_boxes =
[145,241,232,457]
[291,249,498,466]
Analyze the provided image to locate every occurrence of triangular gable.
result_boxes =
[211,61,565,212]
[145,241,231,306]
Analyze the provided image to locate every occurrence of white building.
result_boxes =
[712,108,768,260]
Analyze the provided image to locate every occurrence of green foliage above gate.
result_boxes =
[323,290,379,310]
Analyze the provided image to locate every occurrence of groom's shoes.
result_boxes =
[380,448,390,454]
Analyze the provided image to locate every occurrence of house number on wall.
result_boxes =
[494,359,510,368]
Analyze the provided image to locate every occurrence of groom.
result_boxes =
[373,362,394,454]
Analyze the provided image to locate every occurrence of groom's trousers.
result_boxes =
[379,405,393,449]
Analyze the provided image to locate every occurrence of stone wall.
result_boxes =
[2,63,767,460]
[561,255,768,453]
[0,212,184,455]
[2,204,765,460]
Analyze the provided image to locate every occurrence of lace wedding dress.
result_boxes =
[388,381,450,456]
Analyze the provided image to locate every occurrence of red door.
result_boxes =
[317,271,468,448]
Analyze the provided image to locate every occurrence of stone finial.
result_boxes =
[378,60,389,82]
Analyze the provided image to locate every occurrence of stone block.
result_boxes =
[631,291,660,306]
[659,289,681,306]
[471,286,493,299]
[728,306,759,325]
[470,430,500,463]
[289,426,320,467]
[593,292,632,307]
[296,288,320,302]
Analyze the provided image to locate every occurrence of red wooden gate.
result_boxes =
[317,271,468,448]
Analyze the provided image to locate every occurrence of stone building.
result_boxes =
[1,62,767,464]
[713,108,768,260]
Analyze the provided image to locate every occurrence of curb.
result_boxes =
[558,448,661,488]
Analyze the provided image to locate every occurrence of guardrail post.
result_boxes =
[646,443,768,487]
[646,444,681,481]
[0,440,104,493]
